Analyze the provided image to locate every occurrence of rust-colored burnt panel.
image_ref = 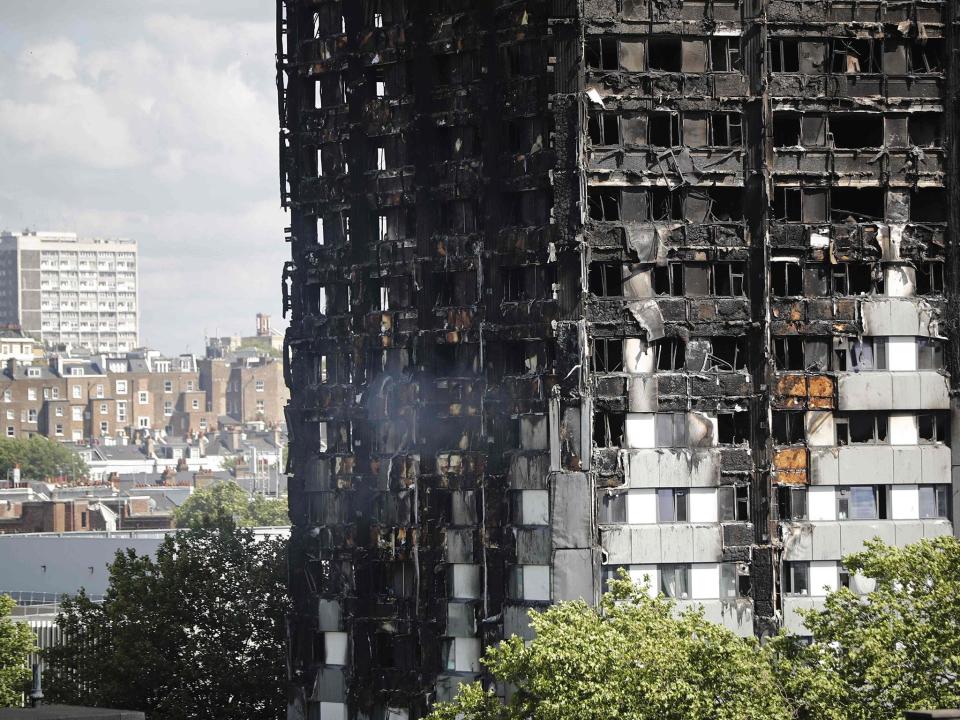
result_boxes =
[776,373,807,398]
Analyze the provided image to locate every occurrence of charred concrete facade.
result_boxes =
[278,1,959,718]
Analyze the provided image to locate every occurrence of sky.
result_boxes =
[0,1,288,355]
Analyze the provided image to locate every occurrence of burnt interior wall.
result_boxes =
[280,0,959,717]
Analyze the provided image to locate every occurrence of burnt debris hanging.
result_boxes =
[278,1,959,718]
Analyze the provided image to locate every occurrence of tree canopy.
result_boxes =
[173,481,288,528]
[44,521,288,720]
[769,535,960,720]
[0,594,35,707]
[0,436,88,483]
[428,573,789,720]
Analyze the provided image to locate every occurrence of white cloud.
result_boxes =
[0,6,288,353]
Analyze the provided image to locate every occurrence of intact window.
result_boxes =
[660,564,690,599]
[918,485,949,519]
[718,485,750,522]
[599,493,627,524]
[657,489,689,523]
[837,486,883,520]
[783,561,809,595]
[777,486,808,521]
[655,413,687,447]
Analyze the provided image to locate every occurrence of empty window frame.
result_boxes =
[713,262,746,296]
[594,412,625,447]
[648,36,682,72]
[660,564,691,599]
[648,112,681,146]
[773,187,802,221]
[783,561,810,595]
[835,413,888,445]
[589,187,621,220]
[710,37,742,71]
[503,265,553,302]
[910,190,948,223]
[830,188,885,222]
[710,112,743,146]
[918,413,948,443]
[832,39,881,73]
[654,263,684,296]
[593,338,624,372]
[718,485,750,522]
[772,113,801,146]
[911,39,945,73]
[831,263,880,295]
[837,485,885,520]
[918,485,949,519]
[707,336,748,371]
[829,114,883,148]
[777,486,808,521]
[589,262,624,296]
[915,262,945,295]
[654,338,686,370]
[771,259,802,296]
[769,39,800,72]
[589,112,620,145]
[657,489,689,522]
[586,37,619,70]
[717,411,751,444]
[773,411,805,444]
[655,412,688,447]
[909,112,944,147]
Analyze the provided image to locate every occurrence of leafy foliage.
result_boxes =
[0,436,88,482]
[174,481,288,528]
[769,536,960,720]
[0,594,35,707]
[428,573,789,720]
[44,521,288,720]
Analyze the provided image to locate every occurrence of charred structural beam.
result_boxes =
[278,0,959,718]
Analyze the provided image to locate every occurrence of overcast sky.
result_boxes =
[0,1,287,354]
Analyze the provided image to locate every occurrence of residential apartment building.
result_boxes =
[278,1,958,719]
[0,350,286,443]
[0,230,139,353]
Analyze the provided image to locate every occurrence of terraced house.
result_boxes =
[278,1,959,718]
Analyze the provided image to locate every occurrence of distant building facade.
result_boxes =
[0,230,139,353]
[0,351,287,444]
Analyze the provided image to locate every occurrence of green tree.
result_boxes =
[0,436,88,483]
[769,536,960,720]
[248,493,289,526]
[429,573,789,720]
[0,594,36,706]
[44,521,288,720]
[174,481,288,528]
